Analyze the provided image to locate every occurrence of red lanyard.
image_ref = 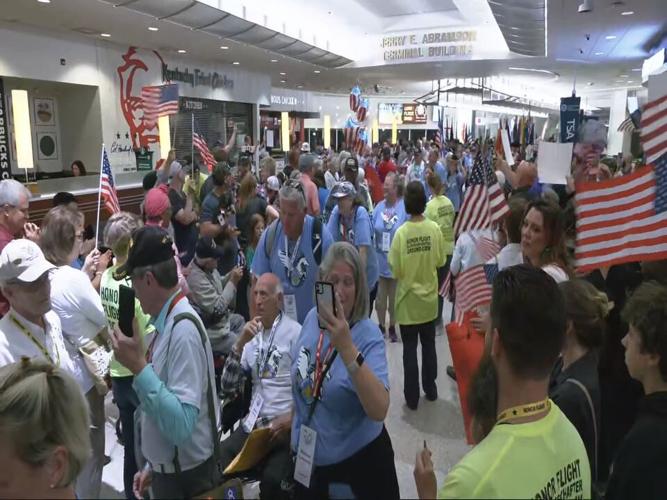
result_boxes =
[339,222,348,242]
[145,291,186,363]
[312,329,334,400]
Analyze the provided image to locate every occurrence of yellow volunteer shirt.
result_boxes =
[439,402,592,499]
[425,195,455,257]
[388,218,444,325]
[100,265,154,378]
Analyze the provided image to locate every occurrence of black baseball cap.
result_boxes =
[195,236,225,260]
[343,157,359,171]
[113,226,174,280]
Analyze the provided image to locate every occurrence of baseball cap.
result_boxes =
[266,176,281,192]
[144,186,170,219]
[195,236,225,260]
[113,226,175,280]
[343,156,359,171]
[168,161,183,179]
[330,181,357,199]
[299,153,316,172]
[0,239,55,284]
[300,142,311,153]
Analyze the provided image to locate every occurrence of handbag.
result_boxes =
[76,332,112,395]
[445,311,486,444]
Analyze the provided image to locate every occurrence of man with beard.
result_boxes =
[414,265,591,499]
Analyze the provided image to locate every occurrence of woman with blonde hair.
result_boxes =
[550,279,610,483]
[0,357,91,499]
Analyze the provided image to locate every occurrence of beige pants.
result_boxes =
[375,276,398,328]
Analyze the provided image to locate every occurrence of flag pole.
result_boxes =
[94,144,105,250]
[191,113,194,166]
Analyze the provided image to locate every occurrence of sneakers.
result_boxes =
[388,325,398,342]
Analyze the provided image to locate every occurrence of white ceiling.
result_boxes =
[0,0,663,110]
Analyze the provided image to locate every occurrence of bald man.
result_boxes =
[219,273,301,498]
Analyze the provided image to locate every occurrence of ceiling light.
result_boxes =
[605,35,617,40]
[148,26,159,32]
[621,11,634,16]
[632,68,641,72]
[270,59,278,63]
[178,49,187,54]
[314,70,321,74]
[594,52,604,55]
[297,85,303,89]
[37,0,50,3]
[619,74,628,77]
[280,80,286,83]
[100,33,111,37]
[280,72,286,76]
[587,82,594,86]
[232,61,239,65]
[627,80,634,83]
[220,45,229,49]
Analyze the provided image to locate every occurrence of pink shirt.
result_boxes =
[301,173,320,217]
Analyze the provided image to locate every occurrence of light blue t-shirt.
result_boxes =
[326,205,379,290]
[445,170,465,212]
[251,216,333,324]
[371,199,407,279]
[291,307,389,466]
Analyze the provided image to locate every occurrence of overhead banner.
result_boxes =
[560,96,581,143]
[0,79,11,180]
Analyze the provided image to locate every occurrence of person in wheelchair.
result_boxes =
[186,236,245,356]
[219,272,301,499]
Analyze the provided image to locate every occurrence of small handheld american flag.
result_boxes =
[100,147,120,215]
[193,130,216,173]
[141,84,179,128]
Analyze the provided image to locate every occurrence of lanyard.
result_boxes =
[11,314,59,366]
[496,398,550,425]
[257,313,282,378]
[145,291,186,363]
[283,234,302,275]
[312,329,335,401]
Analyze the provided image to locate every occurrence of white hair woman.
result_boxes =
[0,357,91,499]
[290,241,399,499]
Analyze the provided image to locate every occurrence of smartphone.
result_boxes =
[315,281,336,330]
[118,284,135,337]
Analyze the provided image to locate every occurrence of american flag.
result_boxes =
[575,153,667,272]
[193,130,216,172]
[141,84,179,127]
[475,235,501,262]
[100,147,120,214]
[434,109,443,153]
[640,94,667,164]
[450,265,493,324]
[454,153,509,237]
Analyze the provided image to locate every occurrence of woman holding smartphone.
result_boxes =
[290,241,399,499]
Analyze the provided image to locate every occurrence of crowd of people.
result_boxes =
[0,133,665,500]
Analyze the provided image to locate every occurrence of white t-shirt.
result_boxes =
[450,228,498,276]
[49,265,108,393]
[140,298,219,471]
[488,243,524,271]
[240,313,301,420]
[0,308,75,376]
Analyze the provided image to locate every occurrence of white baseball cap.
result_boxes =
[300,142,311,153]
[266,176,281,192]
[0,239,55,284]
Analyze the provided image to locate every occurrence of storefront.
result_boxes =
[259,88,319,154]
[0,25,271,224]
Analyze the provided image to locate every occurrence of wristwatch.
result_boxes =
[346,351,365,375]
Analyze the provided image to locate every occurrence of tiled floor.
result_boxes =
[101,301,470,498]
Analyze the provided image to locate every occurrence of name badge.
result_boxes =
[382,232,391,253]
[294,424,317,488]
[242,393,264,432]
[284,294,298,322]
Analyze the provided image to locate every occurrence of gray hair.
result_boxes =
[0,179,30,207]
[318,241,369,323]
[0,358,91,488]
[133,258,178,288]
[103,212,142,258]
[279,181,306,210]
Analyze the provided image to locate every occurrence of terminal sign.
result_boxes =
[381,30,476,62]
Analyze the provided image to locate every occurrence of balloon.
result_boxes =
[349,85,361,112]
[356,98,369,123]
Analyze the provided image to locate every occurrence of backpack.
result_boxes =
[263,216,323,265]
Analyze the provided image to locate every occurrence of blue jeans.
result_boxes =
[112,376,140,500]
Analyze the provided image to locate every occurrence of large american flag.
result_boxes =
[454,152,509,237]
[101,147,120,214]
[141,84,179,127]
[193,130,216,172]
[575,153,667,272]
[641,94,667,164]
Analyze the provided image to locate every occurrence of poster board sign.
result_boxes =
[537,142,573,185]
[500,129,514,166]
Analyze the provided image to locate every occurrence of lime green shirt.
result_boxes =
[438,402,591,499]
[425,195,455,258]
[388,218,444,325]
[100,265,154,378]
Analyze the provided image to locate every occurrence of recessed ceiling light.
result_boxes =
[270,59,278,63]
[100,33,111,37]
[37,0,50,3]
[605,35,617,40]
[232,61,239,65]
[314,70,321,74]
[621,11,634,16]
[594,52,605,56]
[510,26,520,30]
[632,68,641,72]
[148,26,159,32]
[587,82,594,86]
[619,74,628,77]
[280,80,286,83]
[220,45,229,49]
[297,85,303,88]
[627,80,634,83]
[280,72,286,76]
[178,49,187,54]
